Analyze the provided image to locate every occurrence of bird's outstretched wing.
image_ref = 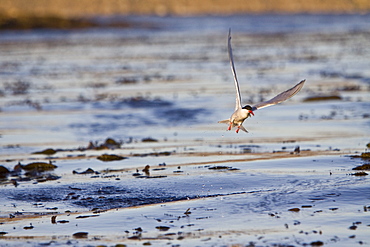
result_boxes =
[252,79,306,111]
[228,29,242,111]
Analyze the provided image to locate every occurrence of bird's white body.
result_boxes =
[219,30,305,133]
[219,108,252,133]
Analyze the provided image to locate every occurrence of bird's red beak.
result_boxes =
[249,110,254,116]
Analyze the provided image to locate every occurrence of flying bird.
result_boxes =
[219,30,306,133]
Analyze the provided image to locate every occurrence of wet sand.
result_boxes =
[0,151,369,246]
[0,15,370,246]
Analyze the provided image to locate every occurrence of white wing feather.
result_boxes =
[228,30,242,111]
[252,79,306,111]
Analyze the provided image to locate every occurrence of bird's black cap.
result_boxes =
[242,105,253,111]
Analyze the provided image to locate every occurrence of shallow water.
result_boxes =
[0,14,369,246]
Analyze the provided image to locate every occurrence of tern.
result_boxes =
[219,30,306,133]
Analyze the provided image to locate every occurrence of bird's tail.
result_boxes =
[218,119,230,124]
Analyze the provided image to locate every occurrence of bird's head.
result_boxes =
[242,105,254,116]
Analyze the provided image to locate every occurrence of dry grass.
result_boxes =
[0,0,369,19]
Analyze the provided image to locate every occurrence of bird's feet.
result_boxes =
[236,126,240,133]
[227,122,232,131]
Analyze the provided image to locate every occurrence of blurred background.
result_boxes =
[0,0,369,157]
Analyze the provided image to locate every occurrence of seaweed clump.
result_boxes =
[360,152,370,159]
[350,152,370,160]
[32,148,57,155]
[97,154,126,162]
[351,172,368,176]
[303,95,342,102]
[352,164,370,170]
[22,161,57,172]
[0,161,60,186]
[0,165,10,177]
[142,137,158,142]
[87,138,122,150]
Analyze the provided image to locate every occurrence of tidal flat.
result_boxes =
[0,15,369,246]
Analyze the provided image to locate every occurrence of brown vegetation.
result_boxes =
[1,0,369,19]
